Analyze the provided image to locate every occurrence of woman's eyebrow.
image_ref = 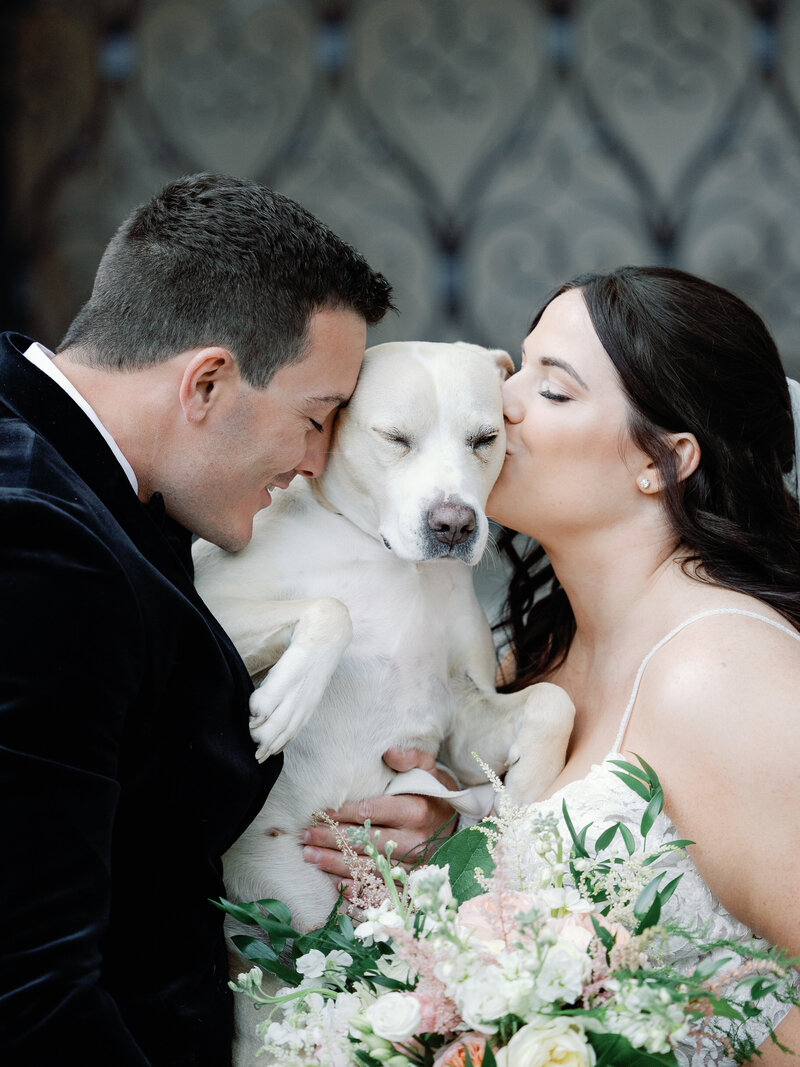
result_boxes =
[540,355,589,390]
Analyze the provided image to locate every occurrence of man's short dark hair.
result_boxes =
[58,173,394,386]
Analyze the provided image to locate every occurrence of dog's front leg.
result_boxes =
[444,675,574,804]
[219,597,353,762]
[441,587,574,802]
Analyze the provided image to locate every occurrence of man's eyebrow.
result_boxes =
[540,356,589,391]
[305,393,350,407]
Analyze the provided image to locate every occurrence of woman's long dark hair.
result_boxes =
[496,266,800,690]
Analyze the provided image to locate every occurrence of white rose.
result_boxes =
[495,1017,596,1067]
[363,992,422,1042]
[457,974,515,1032]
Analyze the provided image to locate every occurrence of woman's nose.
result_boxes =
[501,375,524,424]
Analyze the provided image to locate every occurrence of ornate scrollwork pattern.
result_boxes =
[6,0,800,375]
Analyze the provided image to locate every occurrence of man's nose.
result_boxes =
[296,422,333,479]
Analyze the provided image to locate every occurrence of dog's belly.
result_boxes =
[274,657,454,822]
[223,658,456,921]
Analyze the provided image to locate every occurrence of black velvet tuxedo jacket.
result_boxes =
[0,333,280,1065]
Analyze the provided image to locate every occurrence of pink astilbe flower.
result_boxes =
[388,924,463,1035]
[456,889,540,951]
[312,810,390,913]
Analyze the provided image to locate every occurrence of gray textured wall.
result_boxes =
[7,0,800,377]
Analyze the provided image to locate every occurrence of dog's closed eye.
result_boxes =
[467,428,499,451]
[374,427,413,450]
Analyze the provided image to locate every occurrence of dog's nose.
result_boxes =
[427,503,476,546]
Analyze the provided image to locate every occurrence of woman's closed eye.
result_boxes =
[309,418,324,432]
[539,380,572,403]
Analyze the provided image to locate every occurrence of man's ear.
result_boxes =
[178,348,238,423]
[637,431,701,492]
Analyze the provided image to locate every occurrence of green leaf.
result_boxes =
[608,758,651,784]
[229,935,300,986]
[482,1042,498,1067]
[658,874,682,908]
[562,799,591,858]
[608,769,652,803]
[691,955,733,981]
[619,822,636,855]
[594,823,620,852]
[590,914,616,957]
[589,1031,678,1065]
[640,787,664,838]
[633,872,666,931]
[214,897,296,934]
[430,824,495,904]
[630,752,662,791]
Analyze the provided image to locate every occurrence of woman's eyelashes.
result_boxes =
[539,380,573,403]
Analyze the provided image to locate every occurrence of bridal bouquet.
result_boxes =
[219,757,799,1065]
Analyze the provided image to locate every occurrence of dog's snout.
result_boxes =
[427,503,476,547]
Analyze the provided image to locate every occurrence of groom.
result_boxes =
[0,173,452,1066]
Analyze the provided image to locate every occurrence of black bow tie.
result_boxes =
[144,490,166,528]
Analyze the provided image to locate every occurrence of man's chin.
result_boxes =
[207,519,254,554]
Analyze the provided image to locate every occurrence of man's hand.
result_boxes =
[299,748,458,886]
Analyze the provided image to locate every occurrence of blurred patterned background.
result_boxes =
[3,0,800,377]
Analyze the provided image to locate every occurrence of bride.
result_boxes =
[305,266,800,1064]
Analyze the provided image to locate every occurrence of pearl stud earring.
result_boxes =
[639,478,651,489]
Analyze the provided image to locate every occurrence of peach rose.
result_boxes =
[433,1033,489,1066]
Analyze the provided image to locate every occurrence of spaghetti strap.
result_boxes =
[612,607,800,753]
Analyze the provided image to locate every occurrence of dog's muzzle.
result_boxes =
[427,503,476,548]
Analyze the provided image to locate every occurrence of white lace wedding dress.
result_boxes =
[508,608,800,1066]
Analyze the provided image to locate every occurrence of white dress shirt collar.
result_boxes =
[22,341,139,494]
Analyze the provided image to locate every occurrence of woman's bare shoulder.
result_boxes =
[634,602,800,775]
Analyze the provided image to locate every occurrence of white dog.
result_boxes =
[193,341,574,934]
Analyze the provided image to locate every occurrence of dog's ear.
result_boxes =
[489,349,515,381]
[455,341,515,381]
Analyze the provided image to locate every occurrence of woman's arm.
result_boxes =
[301,748,458,882]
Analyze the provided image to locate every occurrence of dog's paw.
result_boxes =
[503,682,575,805]
[248,641,343,761]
